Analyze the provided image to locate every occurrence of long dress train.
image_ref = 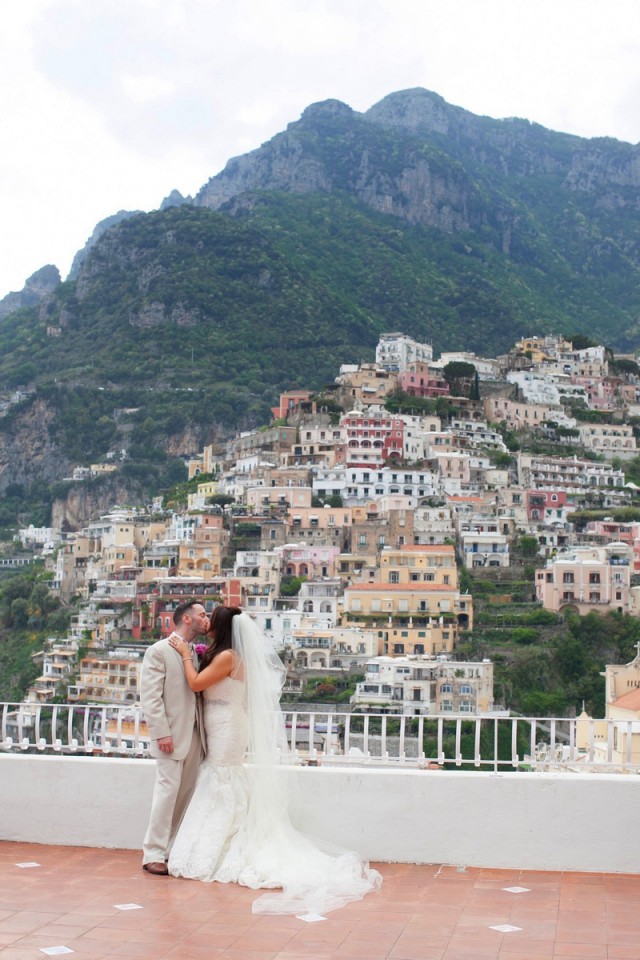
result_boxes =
[168,674,381,915]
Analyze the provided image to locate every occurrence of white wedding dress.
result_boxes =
[168,617,381,915]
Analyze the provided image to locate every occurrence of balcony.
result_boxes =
[2,704,640,958]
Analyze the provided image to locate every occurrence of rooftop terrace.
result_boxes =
[2,841,639,960]
[3,705,640,958]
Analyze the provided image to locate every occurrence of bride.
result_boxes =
[166,605,381,915]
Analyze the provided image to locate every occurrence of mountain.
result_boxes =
[0,87,639,521]
[67,210,143,280]
[0,265,60,320]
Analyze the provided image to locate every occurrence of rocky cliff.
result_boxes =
[195,88,640,257]
[67,209,142,281]
[50,475,149,532]
[0,396,72,490]
[0,265,61,320]
[195,96,476,235]
[0,85,639,536]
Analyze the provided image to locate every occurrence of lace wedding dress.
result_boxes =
[168,614,381,915]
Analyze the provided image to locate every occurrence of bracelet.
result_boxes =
[182,657,193,662]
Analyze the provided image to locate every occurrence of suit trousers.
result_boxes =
[142,727,202,864]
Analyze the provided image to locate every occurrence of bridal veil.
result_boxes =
[232,612,382,916]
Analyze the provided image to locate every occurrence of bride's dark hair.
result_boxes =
[198,605,242,672]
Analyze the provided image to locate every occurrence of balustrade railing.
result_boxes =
[2,701,639,772]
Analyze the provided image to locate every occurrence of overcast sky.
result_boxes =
[1,0,639,298]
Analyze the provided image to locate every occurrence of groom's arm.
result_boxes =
[140,643,173,750]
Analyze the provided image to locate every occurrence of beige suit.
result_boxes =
[140,637,206,865]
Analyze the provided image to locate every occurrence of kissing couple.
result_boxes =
[140,600,381,915]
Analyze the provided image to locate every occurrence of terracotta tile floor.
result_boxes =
[1,842,640,960]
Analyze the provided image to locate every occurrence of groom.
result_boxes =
[140,598,209,875]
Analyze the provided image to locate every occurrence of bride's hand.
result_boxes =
[168,634,190,658]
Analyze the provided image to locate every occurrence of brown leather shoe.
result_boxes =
[143,861,169,875]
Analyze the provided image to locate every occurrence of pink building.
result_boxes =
[535,543,633,615]
[341,411,405,466]
[399,362,450,398]
[582,520,640,573]
[271,390,313,420]
[527,489,574,523]
[278,544,340,578]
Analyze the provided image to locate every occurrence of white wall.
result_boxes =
[2,755,639,874]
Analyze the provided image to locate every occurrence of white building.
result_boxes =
[337,466,441,505]
[290,625,378,671]
[460,527,510,569]
[376,333,433,372]
[351,655,495,715]
[435,352,501,379]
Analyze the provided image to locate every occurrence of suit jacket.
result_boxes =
[140,638,206,761]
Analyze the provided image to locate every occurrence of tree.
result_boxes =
[519,535,539,557]
[443,361,477,398]
[280,576,306,596]
[9,597,29,627]
[566,333,598,350]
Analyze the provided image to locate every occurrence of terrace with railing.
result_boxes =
[3,701,640,771]
[3,701,640,958]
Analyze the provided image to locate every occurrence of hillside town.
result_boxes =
[11,332,640,751]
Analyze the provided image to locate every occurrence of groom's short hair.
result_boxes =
[173,599,200,626]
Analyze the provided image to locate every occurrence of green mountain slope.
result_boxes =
[0,87,640,511]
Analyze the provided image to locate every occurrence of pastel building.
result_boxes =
[398,362,449,398]
[459,525,510,569]
[351,655,494,715]
[177,514,229,577]
[577,648,640,766]
[577,423,637,458]
[376,333,433,372]
[535,543,633,615]
[278,544,340,579]
[340,410,405,467]
[343,544,473,649]
[290,626,379,671]
[68,652,143,705]
[517,453,626,494]
[334,363,398,407]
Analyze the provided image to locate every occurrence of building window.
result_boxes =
[563,572,575,584]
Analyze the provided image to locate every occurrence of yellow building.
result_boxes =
[577,648,640,766]
[176,515,229,577]
[342,544,472,653]
[68,656,142,704]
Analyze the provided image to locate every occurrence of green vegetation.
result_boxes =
[463,559,640,717]
[0,566,73,701]
[280,576,307,597]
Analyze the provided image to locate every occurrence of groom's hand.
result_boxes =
[157,736,174,754]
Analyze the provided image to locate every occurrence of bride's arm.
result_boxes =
[180,649,234,692]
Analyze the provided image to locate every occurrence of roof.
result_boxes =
[384,544,455,553]
[611,688,640,711]
[347,582,458,592]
